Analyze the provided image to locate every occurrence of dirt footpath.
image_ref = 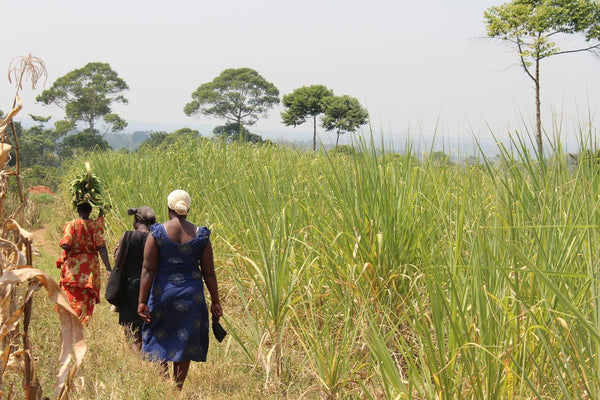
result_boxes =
[31,227,56,259]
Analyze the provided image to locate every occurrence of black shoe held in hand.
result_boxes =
[212,316,227,342]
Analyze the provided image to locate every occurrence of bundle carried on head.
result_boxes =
[69,161,106,210]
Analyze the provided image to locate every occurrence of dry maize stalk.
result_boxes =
[0,55,86,400]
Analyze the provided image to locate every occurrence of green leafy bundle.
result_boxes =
[69,161,106,209]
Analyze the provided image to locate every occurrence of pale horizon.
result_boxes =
[3,0,600,153]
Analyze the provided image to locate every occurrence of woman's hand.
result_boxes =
[138,303,151,323]
[210,302,223,318]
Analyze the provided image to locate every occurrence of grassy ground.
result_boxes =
[12,137,600,399]
[21,193,316,400]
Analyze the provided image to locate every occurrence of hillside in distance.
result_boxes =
[105,123,503,161]
[104,129,317,152]
[105,131,150,151]
[104,120,325,151]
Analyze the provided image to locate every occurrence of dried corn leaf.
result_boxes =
[5,349,24,374]
[0,285,13,321]
[0,95,21,137]
[0,306,23,342]
[0,238,22,270]
[0,266,86,400]
[55,363,78,400]
[2,219,33,246]
[0,144,11,168]
[0,343,12,381]
[0,269,39,343]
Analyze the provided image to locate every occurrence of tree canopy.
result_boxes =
[19,115,62,167]
[36,62,129,134]
[485,0,600,158]
[281,85,334,151]
[213,122,263,144]
[137,128,201,151]
[321,95,369,147]
[183,68,279,133]
[58,130,111,159]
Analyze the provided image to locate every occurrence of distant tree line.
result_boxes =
[8,63,370,189]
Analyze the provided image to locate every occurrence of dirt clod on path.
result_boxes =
[28,186,54,195]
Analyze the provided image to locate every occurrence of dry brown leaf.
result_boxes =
[0,343,12,381]
[2,219,33,245]
[0,144,11,168]
[0,266,86,400]
[0,95,21,138]
[0,306,23,341]
[5,350,24,375]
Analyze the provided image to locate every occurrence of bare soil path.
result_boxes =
[30,226,55,260]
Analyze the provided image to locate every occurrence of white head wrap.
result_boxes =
[167,189,191,216]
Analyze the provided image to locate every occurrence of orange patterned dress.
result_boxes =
[56,216,106,323]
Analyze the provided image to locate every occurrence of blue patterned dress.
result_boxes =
[141,223,211,362]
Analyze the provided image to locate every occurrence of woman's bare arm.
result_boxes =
[138,233,158,323]
[98,247,112,272]
[200,240,222,317]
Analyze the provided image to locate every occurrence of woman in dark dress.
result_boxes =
[138,189,222,390]
[114,206,156,350]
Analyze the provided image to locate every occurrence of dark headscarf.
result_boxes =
[127,206,156,226]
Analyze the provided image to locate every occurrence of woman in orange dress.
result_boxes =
[57,202,112,324]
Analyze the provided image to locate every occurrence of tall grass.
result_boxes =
[36,132,600,399]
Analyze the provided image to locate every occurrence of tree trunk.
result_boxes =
[336,131,340,147]
[535,56,542,161]
[312,116,317,152]
[236,116,245,142]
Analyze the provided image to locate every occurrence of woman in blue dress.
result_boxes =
[138,189,222,389]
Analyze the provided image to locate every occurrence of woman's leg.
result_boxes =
[132,327,143,352]
[173,360,191,390]
[81,291,95,324]
[123,324,142,352]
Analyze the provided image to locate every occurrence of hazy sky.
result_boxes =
[3,0,600,150]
